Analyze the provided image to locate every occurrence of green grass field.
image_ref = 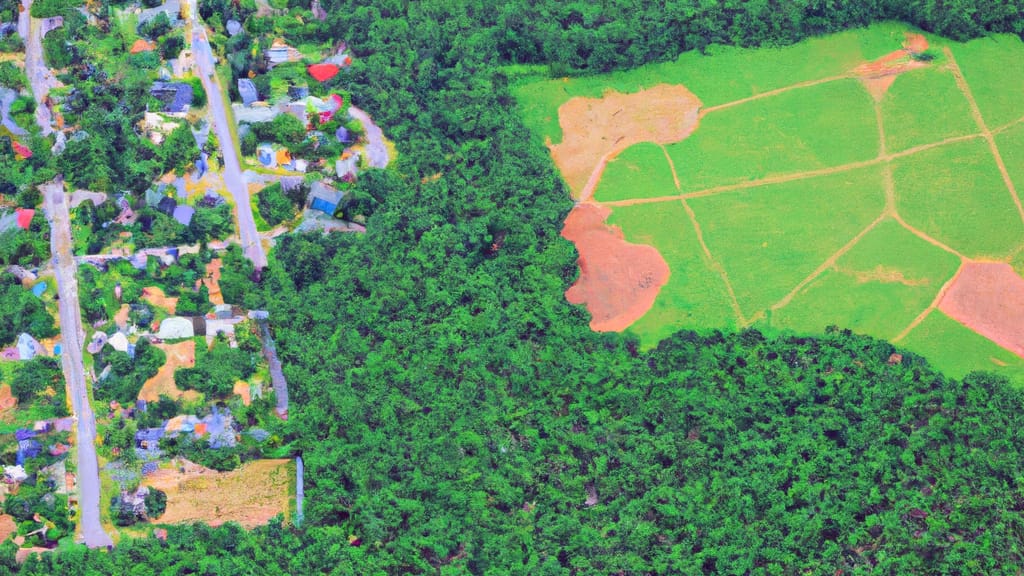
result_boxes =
[606,201,739,344]
[688,166,886,317]
[768,218,960,339]
[880,67,977,153]
[593,143,677,202]
[900,310,1024,382]
[517,25,1024,382]
[893,137,1024,259]
[664,79,878,193]
[950,34,1024,130]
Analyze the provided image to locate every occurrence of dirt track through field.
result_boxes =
[680,199,746,324]
[699,75,851,117]
[944,47,1024,228]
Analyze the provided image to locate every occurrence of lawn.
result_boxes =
[994,122,1024,206]
[899,309,1024,384]
[893,137,1024,259]
[880,67,977,153]
[687,166,886,318]
[767,218,961,340]
[593,142,678,202]
[665,79,878,192]
[605,201,738,346]
[950,34,1024,130]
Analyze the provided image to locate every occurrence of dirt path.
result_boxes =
[892,263,965,342]
[944,47,1024,228]
[891,213,969,260]
[680,199,746,325]
[659,144,681,190]
[699,75,851,117]
[602,132,986,208]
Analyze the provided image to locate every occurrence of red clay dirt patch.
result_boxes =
[141,286,178,315]
[0,515,16,543]
[201,259,224,306]
[549,84,701,200]
[938,262,1024,358]
[562,203,669,332]
[139,340,201,403]
[854,33,930,101]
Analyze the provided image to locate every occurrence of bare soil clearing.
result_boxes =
[855,33,929,101]
[0,515,15,543]
[141,286,178,315]
[562,203,669,332]
[938,262,1024,358]
[144,459,291,529]
[549,84,701,200]
[139,340,200,403]
[0,384,16,412]
[200,258,224,306]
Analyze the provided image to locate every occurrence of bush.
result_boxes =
[256,182,294,226]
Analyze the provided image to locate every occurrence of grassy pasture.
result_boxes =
[900,310,1024,383]
[688,166,886,318]
[880,67,977,153]
[593,143,678,202]
[893,137,1024,259]
[950,34,1024,130]
[605,201,738,345]
[665,79,877,192]
[768,218,960,339]
[994,122,1024,205]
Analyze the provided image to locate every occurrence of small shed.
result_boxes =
[14,208,33,230]
[257,143,275,167]
[238,79,258,106]
[308,63,339,83]
[16,333,42,361]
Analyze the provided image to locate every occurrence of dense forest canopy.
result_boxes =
[7,0,1024,573]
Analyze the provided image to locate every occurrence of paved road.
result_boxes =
[18,0,56,136]
[189,20,267,270]
[42,180,113,549]
[349,106,390,169]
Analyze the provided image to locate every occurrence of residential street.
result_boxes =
[190,20,267,270]
[18,0,56,136]
[42,180,113,549]
[349,106,390,169]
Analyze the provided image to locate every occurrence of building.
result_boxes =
[307,181,343,216]
[150,82,194,115]
[135,428,164,450]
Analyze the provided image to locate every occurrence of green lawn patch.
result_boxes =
[994,122,1024,204]
[593,143,677,202]
[606,201,738,346]
[893,137,1024,259]
[688,166,886,317]
[768,218,960,340]
[900,309,1024,385]
[880,67,977,153]
[950,34,1024,130]
[665,79,878,192]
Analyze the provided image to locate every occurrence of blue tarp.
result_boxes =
[31,282,46,298]
[310,197,337,215]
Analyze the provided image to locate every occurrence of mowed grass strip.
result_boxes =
[688,165,886,319]
[593,142,678,202]
[666,79,878,192]
[768,218,960,340]
[605,201,738,346]
[899,310,1024,385]
[950,34,1024,130]
[894,138,1024,259]
[880,67,977,153]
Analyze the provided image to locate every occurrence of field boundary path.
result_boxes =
[943,47,1024,228]
[42,180,113,549]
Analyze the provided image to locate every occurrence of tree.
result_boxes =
[161,124,199,174]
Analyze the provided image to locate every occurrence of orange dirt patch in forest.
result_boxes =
[549,84,701,200]
[0,515,15,543]
[139,340,201,403]
[200,258,224,306]
[854,33,929,101]
[233,380,251,405]
[141,286,178,314]
[938,262,1024,358]
[0,385,16,412]
[562,203,669,332]
[144,458,291,529]
[113,304,131,329]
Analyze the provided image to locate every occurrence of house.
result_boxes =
[135,428,164,450]
[288,85,309,99]
[226,20,241,37]
[214,304,233,319]
[150,82,193,115]
[172,205,194,226]
[238,79,258,106]
[307,63,339,83]
[11,141,31,160]
[130,39,155,54]
[140,112,180,145]
[335,150,360,179]
[53,417,74,433]
[156,317,194,339]
[107,331,130,354]
[14,208,33,229]
[16,333,43,360]
[264,40,303,67]
[335,126,351,143]
[157,196,178,216]
[308,181,343,216]
[257,143,275,168]
[32,420,52,433]
[86,332,108,354]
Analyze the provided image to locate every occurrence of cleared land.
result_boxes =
[518,25,1024,379]
[938,262,1024,358]
[138,340,201,403]
[144,459,292,529]
[893,138,1024,259]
